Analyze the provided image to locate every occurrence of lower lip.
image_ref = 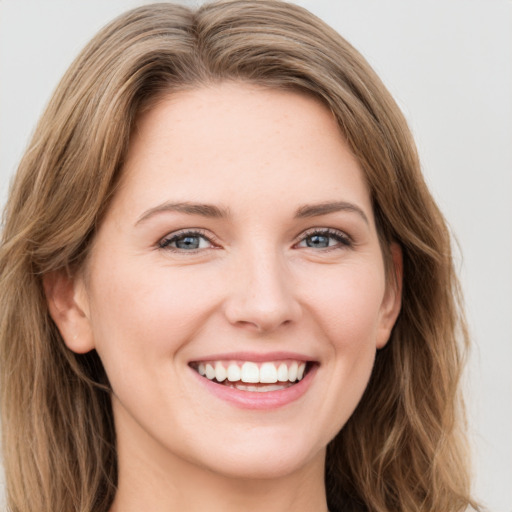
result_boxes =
[191,365,317,410]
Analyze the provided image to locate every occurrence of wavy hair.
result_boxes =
[0,1,479,510]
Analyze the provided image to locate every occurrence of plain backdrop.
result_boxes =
[1,1,511,510]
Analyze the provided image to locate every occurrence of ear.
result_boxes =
[376,242,403,349]
[43,270,95,354]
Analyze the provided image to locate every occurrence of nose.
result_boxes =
[223,249,302,334]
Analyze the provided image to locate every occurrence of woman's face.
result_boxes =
[65,83,401,480]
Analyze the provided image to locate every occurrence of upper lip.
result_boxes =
[188,351,317,364]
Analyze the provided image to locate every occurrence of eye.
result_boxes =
[159,230,215,252]
[295,229,352,250]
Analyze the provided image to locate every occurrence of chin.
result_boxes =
[188,427,328,481]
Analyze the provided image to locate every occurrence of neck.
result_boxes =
[109,406,328,512]
[111,459,328,512]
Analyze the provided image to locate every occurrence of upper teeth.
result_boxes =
[196,360,307,384]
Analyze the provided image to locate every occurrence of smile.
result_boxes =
[189,359,311,393]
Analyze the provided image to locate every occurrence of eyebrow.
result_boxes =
[294,201,369,225]
[136,201,229,225]
[135,200,369,225]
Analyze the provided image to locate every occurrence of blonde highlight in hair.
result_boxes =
[0,2,478,510]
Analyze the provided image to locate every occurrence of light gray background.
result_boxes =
[1,1,511,510]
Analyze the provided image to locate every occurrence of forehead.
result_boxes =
[114,82,372,219]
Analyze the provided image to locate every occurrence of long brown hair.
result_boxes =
[0,1,479,510]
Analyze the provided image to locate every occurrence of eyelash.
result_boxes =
[294,228,352,250]
[158,228,352,253]
[158,229,217,252]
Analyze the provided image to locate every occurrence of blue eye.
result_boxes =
[159,231,213,251]
[297,229,351,249]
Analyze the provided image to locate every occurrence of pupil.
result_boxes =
[307,234,329,248]
[176,236,199,249]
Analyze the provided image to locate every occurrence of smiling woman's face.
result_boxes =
[57,83,401,481]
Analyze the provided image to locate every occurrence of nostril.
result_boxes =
[225,304,300,334]
[222,268,302,332]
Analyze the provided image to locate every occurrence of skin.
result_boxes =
[46,82,402,512]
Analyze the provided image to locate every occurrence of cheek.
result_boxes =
[302,260,387,349]
[86,257,222,370]
[302,263,386,435]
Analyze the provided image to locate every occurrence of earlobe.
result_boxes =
[43,270,95,354]
[376,243,403,349]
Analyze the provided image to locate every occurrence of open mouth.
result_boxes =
[189,359,315,393]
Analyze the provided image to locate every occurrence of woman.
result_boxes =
[0,1,479,511]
